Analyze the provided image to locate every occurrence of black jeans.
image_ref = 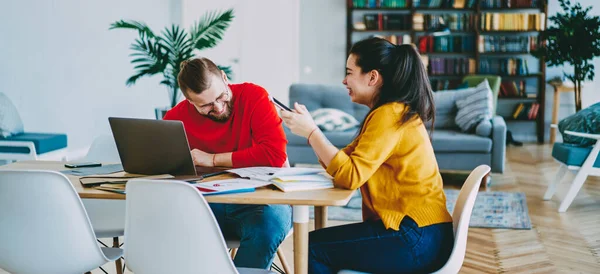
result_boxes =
[308,216,454,274]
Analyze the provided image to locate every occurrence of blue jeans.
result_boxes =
[309,217,454,274]
[209,203,292,269]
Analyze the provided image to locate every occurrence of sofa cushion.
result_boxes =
[429,80,491,130]
[431,130,492,153]
[552,142,600,168]
[0,92,25,138]
[455,79,494,133]
[0,133,68,154]
[289,84,369,122]
[311,108,359,132]
[285,127,356,147]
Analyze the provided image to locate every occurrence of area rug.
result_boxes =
[309,189,532,229]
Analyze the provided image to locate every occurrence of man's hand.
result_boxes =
[191,149,214,167]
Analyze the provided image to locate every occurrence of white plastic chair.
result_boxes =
[338,165,491,274]
[0,170,123,273]
[80,135,126,273]
[124,179,274,274]
[544,128,600,212]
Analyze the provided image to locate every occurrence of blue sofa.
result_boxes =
[285,82,506,173]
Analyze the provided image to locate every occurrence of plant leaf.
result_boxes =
[190,9,234,51]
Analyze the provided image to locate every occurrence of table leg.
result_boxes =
[293,205,309,274]
[551,88,560,144]
[314,206,328,230]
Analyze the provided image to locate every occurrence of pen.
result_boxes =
[201,171,228,180]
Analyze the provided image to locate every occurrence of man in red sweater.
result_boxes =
[163,57,291,269]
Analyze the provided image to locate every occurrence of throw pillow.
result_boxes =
[0,92,25,138]
[558,102,600,146]
[428,80,492,130]
[311,108,360,132]
[454,79,494,133]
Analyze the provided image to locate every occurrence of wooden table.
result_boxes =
[550,83,576,144]
[0,161,354,274]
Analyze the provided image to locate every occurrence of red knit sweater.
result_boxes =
[164,82,287,168]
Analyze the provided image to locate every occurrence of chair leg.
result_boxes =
[276,247,291,274]
[558,143,600,212]
[544,164,568,200]
[113,237,123,274]
[558,168,590,212]
[230,247,238,260]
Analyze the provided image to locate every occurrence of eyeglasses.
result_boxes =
[194,81,231,115]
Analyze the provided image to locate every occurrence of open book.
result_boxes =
[225,167,334,192]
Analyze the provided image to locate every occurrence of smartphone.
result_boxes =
[64,162,102,168]
[272,97,292,112]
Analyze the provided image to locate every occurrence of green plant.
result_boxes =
[532,0,600,112]
[110,9,234,108]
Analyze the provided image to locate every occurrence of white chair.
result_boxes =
[0,170,123,274]
[124,179,275,274]
[338,165,491,274]
[81,134,126,273]
[544,129,600,212]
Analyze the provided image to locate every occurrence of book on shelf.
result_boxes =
[481,13,545,31]
[427,57,476,75]
[479,58,529,75]
[350,0,408,8]
[374,34,412,45]
[499,80,529,97]
[511,102,539,120]
[418,35,475,53]
[362,13,411,30]
[478,35,539,53]
[480,0,542,9]
[414,14,475,31]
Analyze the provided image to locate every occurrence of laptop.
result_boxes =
[108,117,200,178]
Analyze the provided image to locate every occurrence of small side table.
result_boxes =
[550,83,576,144]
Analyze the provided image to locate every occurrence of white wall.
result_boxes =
[299,0,347,86]
[181,0,300,106]
[0,0,175,156]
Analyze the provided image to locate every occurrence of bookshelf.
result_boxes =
[346,0,548,143]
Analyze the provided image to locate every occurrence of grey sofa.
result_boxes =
[284,83,506,173]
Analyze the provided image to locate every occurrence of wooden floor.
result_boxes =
[2,144,599,273]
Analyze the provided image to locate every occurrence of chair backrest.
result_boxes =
[0,170,109,273]
[433,165,491,274]
[84,134,120,163]
[124,179,239,274]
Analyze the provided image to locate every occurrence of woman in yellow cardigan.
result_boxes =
[281,37,453,274]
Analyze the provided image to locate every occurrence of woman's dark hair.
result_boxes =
[349,37,435,132]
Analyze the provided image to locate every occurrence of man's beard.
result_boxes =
[206,100,233,122]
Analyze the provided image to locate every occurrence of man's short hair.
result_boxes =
[178,57,221,95]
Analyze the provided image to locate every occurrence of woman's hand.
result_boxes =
[280,102,319,138]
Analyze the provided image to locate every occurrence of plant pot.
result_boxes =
[155,107,170,120]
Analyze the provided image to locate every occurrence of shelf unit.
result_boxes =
[346,0,548,143]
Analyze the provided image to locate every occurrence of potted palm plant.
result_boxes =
[110,9,234,119]
[532,0,600,112]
